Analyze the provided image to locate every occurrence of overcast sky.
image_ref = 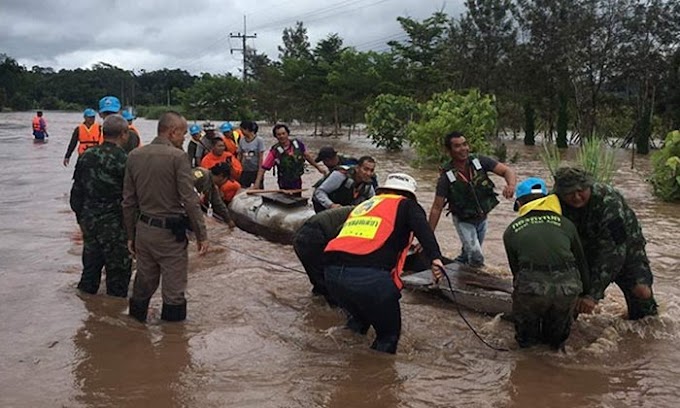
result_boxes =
[1,0,464,76]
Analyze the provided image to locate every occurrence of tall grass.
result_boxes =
[540,138,616,183]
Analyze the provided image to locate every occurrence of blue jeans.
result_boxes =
[324,265,402,354]
[452,216,487,266]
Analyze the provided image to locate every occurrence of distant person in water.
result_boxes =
[32,111,48,141]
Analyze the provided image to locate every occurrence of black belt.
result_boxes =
[139,214,172,229]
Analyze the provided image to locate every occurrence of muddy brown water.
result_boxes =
[1,111,679,407]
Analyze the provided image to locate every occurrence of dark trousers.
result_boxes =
[240,170,260,188]
[78,216,132,297]
[512,293,577,349]
[293,225,336,306]
[615,259,658,319]
[325,265,402,354]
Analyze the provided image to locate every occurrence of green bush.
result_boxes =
[541,137,617,184]
[407,89,496,165]
[365,94,417,151]
[651,130,680,202]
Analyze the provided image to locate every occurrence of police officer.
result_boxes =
[70,114,131,297]
[123,111,208,322]
[503,177,590,349]
[428,131,516,268]
[293,206,354,306]
[63,108,101,166]
[312,156,376,213]
[554,167,658,320]
[324,173,445,354]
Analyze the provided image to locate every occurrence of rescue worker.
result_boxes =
[428,131,516,268]
[312,156,376,213]
[123,111,208,323]
[69,114,131,297]
[324,173,445,354]
[554,167,658,320]
[252,123,326,193]
[200,139,243,181]
[210,162,241,203]
[32,110,48,141]
[200,122,221,152]
[122,110,141,140]
[293,205,354,306]
[63,108,101,166]
[192,166,235,228]
[98,96,140,153]
[237,120,265,188]
[503,177,590,349]
[187,124,206,167]
[219,122,238,155]
[314,146,378,189]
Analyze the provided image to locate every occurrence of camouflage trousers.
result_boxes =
[78,214,132,297]
[512,293,578,350]
[613,250,658,320]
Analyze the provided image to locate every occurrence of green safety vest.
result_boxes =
[273,139,305,180]
[444,155,499,220]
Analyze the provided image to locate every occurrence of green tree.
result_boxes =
[365,94,417,150]
[408,89,497,164]
[178,73,250,120]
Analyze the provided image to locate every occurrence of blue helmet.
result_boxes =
[83,108,96,117]
[189,124,201,135]
[98,96,121,113]
[122,110,135,121]
[219,122,233,133]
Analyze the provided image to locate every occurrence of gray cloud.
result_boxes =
[0,0,464,74]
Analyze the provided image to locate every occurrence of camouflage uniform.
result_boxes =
[555,168,658,319]
[70,141,132,297]
[192,167,233,223]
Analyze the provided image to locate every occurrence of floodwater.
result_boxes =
[1,111,679,408]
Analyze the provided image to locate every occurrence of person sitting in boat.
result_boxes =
[63,108,101,166]
[312,156,376,213]
[210,162,241,204]
[293,205,354,307]
[219,122,238,155]
[252,123,326,195]
[324,173,445,354]
[503,177,590,350]
[314,146,378,188]
[200,139,243,181]
[192,166,235,228]
[187,124,207,167]
[32,111,48,141]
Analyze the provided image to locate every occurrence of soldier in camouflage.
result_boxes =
[69,114,132,297]
[504,178,590,349]
[192,165,235,228]
[554,167,658,320]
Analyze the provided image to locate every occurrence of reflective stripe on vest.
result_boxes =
[324,194,412,289]
[77,123,101,155]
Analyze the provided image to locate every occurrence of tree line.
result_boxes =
[2,0,679,154]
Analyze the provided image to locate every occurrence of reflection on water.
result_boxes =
[1,111,680,407]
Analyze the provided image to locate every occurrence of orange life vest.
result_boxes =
[200,152,243,181]
[224,137,238,155]
[77,122,102,155]
[32,116,44,131]
[325,194,413,289]
[219,179,241,202]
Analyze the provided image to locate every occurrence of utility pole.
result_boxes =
[230,15,257,82]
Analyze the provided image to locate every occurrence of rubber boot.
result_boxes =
[161,301,187,322]
[129,298,150,322]
[370,335,399,354]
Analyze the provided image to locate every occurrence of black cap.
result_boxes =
[315,146,337,163]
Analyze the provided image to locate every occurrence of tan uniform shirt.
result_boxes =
[122,136,207,241]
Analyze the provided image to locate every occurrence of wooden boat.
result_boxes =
[402,254,513,316]
[228,191,315,244]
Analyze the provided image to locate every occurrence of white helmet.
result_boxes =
[379,173,417,195]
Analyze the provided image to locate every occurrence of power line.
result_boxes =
[230,15,257,82]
